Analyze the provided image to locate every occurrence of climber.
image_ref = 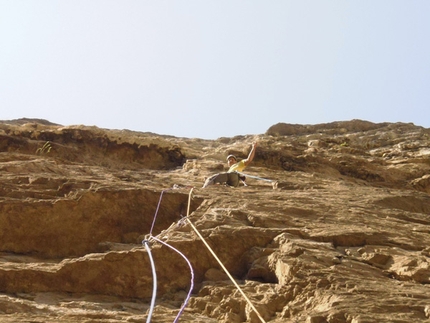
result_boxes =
[202,142,258,188]
[227,141,257,173]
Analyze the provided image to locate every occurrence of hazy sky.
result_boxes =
[1,1,429,139]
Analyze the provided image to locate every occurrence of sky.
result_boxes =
[1,1,429,139]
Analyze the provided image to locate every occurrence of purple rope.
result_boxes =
[152,236,195,323]
[149,189,172,235]
[149,185,194,235]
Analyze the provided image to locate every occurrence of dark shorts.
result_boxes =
[203,172,245,188]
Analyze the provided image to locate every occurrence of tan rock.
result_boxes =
[0,119,429,322]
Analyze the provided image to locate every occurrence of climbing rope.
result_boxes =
[149,188,172,236]
[150,185,194,235]
[151,236,195,323]
[144,185,266,323]
[185,188,267,323]
[142,239,157,323]
[143,185,195,323]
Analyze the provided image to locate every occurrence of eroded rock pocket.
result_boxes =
[0,189,203,258]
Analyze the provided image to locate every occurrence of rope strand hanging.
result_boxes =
[151,236,195,323]
[142,240,157,323]
[143,185,266,322]
[143,185,195,323]
[185,188,267,323]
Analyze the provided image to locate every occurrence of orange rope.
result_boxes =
[186,188,267,323]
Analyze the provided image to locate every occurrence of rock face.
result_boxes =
[0,119,429,323]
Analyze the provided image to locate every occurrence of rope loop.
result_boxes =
[143,186,196,322]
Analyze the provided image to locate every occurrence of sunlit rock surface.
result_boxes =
[0,118,429,322]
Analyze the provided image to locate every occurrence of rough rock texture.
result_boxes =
[0,118,429,323]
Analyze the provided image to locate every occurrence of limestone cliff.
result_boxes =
[0,119,429,322]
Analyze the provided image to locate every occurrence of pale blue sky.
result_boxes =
[1,1,429,139]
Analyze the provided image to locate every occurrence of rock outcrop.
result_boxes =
[0,119,429,322]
